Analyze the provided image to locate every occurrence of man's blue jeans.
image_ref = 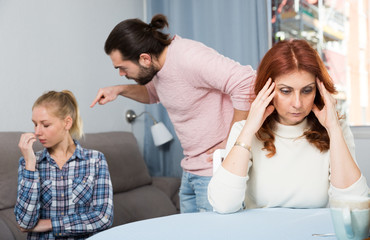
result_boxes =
[179,171,213,213]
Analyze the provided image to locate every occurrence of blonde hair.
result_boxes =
[33,90,84,139]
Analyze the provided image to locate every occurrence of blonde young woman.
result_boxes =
[208,40,369,214]
[14,90,113,239]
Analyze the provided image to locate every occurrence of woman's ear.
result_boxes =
[64,116,73,131]
[139,53,152,67]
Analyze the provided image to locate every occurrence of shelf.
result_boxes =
[279,10,344,41]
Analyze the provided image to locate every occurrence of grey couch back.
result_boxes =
[0,131,152,211]
[79,132,152,193]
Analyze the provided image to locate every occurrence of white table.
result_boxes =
[88,208,336,240]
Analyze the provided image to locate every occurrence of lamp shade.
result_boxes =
[151,122,173,146]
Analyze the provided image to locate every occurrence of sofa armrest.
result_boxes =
[0,215,16,240]
[152,177,181,212]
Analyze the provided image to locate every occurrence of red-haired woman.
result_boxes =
[208,40,369,214]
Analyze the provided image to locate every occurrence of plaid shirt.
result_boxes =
[14,141,113,240]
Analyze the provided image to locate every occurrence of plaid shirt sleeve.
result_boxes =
[51,152,113,236]
[14,157,41,229]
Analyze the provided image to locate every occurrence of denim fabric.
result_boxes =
[179,171,213,213]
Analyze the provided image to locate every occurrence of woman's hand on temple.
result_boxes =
[312,79,340,134]
[243,78,276,136]
[221,79,275,176]
[18,133,37,171]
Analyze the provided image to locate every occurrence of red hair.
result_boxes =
[255,40,337,157]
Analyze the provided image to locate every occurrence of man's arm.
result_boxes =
[90,84,150,107]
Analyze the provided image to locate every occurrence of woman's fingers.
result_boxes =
[18,134,37,171]
[255,78,275,104]
[314,79,341,131]
[317,78,336,105]
[246,78,276,133]
[255,78,272,101]
[317,79,338,110]
[259,84,275,110]
[263,105,276,120]
[312,104,320,116]
[19,133,36,148]
[265,82,276,105]
[316,79,327,101]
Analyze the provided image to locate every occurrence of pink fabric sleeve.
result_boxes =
[181,45,256,111]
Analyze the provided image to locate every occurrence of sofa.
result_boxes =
[0,131,181,240]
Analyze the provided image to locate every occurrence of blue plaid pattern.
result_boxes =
[14,141,113,240]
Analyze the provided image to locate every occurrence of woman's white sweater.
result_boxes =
[208,119,369,214]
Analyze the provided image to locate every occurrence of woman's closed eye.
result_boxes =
[279,88,292,95]
[279,86,315,95]
[36,123,50,128]
[301,86,314,94]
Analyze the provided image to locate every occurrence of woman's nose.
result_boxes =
[34,126,41,136]
[293,92,302,108]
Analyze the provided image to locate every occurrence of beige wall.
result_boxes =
[348,0,370,125]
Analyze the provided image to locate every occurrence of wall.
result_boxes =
[350,126,370,186]
[0,0,146,153]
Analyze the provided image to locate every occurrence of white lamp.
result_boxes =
[126,110,173,146]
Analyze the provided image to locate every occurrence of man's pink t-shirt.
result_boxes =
[146,36,256,176]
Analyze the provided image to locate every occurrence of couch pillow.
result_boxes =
[80,132,152,193]
[0,208,28,240]
[0,213,17,240]
[111,185,178,226]
[0,132,22,210]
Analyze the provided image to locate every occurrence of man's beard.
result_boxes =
[132,64,158,85]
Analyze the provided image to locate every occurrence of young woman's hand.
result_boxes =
[312,79,340,134]
[18,133,37,171]
[242,78,276,137]
[19,219,52,233]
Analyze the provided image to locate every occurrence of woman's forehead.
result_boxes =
[275,71,316,87]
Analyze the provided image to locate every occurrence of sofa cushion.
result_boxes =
[0,208,27,240]
[79,132,152,193]
[0,215,16,240]
[152,177,181,211]
[0,132,21,210]
[111,185,178,227]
